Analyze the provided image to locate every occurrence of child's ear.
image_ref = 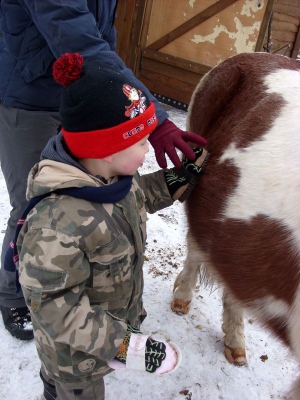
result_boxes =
[103,155,113,163]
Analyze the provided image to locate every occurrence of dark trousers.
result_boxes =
[0,102,60,307]
[41,366,105,400]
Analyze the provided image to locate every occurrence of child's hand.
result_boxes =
[182,147,209,175]
[164,147,209,202]
[108,325,181,375]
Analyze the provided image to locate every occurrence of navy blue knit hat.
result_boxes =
[53,53,158,158]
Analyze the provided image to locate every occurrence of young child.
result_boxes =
[15,53,208,400]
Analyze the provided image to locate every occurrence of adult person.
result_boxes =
[0,0,206,341]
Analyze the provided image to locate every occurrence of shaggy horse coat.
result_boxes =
[171,52,300,399]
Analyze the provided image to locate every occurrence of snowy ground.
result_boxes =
[0,105,298,400]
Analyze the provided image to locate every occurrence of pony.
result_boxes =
[171,52,300,399]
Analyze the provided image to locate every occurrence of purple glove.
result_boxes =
[149,119,207,168]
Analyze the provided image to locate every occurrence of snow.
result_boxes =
[0,105,298,400]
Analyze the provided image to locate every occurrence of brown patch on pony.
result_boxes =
[264,316,290,347]
[185,159,240,255]
[186,203,299,343]
[187,53,298,155]
[206,216,298,306]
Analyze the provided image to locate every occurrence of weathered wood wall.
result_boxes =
[263,0,300,57]
[115,0,300,105]
[145,0,268,67]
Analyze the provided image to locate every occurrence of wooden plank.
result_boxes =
[136,0,154,73]
[267,1,300,56]
[141,68,197,93]
[115,0,147,73]
[148,0,238,51]
[255,0,275,51]
[115,1,134,60]
[260,0,300,56]
[291,24,300,58]
[142,48,211,76]
[138,72,195,105]
[139,0,153,47]
[128,0,147,72]
[274,0,300,17]
[142,57,204,86]
[273,10,299,33]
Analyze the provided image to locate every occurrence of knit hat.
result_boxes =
[53,53,158,158]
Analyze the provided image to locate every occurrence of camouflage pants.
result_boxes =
[41,367,105,400]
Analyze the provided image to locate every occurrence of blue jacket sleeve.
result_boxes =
[20,0,168,124]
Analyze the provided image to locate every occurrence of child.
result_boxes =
[15,53,208,400]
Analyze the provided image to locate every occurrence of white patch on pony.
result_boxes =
[251,295,289,320]
[218,68,300,251]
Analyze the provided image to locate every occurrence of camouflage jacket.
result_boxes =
[17,160,173,383]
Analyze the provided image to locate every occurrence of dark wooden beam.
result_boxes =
[291,23,300,59]
[142,58,202,86]
[255,0,275,52]
[139,71,195,105]
[142,48,211,76]
[115,0,148,73]
[148,0,238,51]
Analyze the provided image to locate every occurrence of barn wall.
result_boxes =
[264,0,300,58]
[115,0,300,106]
[146,0,268,67]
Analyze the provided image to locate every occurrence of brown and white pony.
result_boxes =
[171,52,300,399]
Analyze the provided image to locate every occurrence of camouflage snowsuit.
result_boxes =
[17,160,173,384]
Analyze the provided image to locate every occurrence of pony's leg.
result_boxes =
[171,241,200,314]
[222,290,247,366]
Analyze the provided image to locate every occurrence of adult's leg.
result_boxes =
[0,104,60,307]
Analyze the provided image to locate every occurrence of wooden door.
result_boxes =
[115,0,300,106]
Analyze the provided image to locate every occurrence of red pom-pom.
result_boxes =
[53,53,84,87]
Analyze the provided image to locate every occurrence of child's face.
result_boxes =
[111,135,150,176]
